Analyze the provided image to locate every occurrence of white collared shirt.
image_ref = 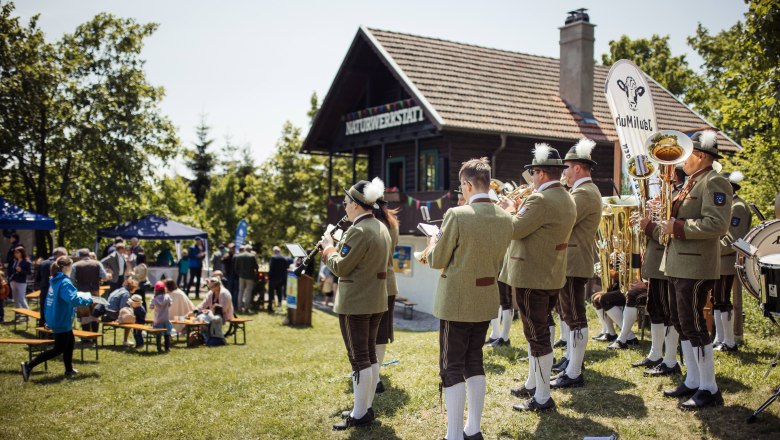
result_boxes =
[572,176,593,190]
[535,180,558,193]
[352,212,371,223]
[468,193,490,204]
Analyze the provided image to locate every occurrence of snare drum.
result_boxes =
[757,253,780,317]
[737,220,780,300]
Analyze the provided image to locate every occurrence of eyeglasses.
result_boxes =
[458,181,471,192]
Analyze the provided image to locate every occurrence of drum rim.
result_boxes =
[738,220,780,300]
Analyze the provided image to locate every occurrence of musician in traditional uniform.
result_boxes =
[486,265,514,348]
[712,171,750,352]
[500,144,576,411]
[373,197,400,392]
[650,130,732,409]
[426,157,513,440]
[321,178,392,430]
[550,139,602,388]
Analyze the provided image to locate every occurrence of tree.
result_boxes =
[307,91,319,125]
[687,0,780,218]
[0,3,179,254]
[601,34,700,98]
[186,115,216,204]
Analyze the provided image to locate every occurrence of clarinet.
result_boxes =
[293,215,349,276]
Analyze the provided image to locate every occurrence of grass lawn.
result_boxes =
[1,302,780,439]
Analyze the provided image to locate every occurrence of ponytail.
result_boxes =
[51,256,73,277]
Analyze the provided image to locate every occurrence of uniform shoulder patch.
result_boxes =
[731,216,740,227]
[714,192,727,206]
[340,244,351,257]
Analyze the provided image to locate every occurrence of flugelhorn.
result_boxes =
[645,130,693,246]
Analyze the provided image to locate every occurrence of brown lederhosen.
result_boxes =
[376,295,395,345]
[668,277,714,348]
[592,290,625,311]
[498,281,513,309]
[339,313,384,373]
[558,276,588,330]
[647,278,672,325]
[439,320,490,387]
[712,274,735,313]
[515,288,559,357]
[626,284,648,308]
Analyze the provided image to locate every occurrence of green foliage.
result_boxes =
[186,115,217,204]
[0,2,179,254]
[307,90,319,125]
[601,34,699,98]
[687,0,780,219]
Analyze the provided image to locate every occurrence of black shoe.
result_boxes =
[464,431,484,440]
[376,380,385,394]
[333,410,374,430]
[513,396,556,412]
[21,362,30,382]
[626,337,640,346]
[553,339,567,348]
[645,363,681,377]
[484,337,498,345]
[663,383,697,398]
[513,311,519,321]
[341,407,374,418]
[632,357,662,368]
[712,341,723,349]
[608,340,629,350]
[551,373,584,389]
[490,338,510,347]
[593,333,617,342]
[680,389,724,410]
[510,385,535,398]
[551,357,569,374]
[715,343,738,353]
[65,368,80,379]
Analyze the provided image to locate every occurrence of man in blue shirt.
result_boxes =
[186,238,206,299]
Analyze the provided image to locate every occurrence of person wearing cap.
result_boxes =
[712,171,750,352]
[372,195,400,395]
[234,244,259,313]
[546,139,602,389]
[638,166,687,377]
[645,130,731,409]
[101,242,129,292]
[71,248,109,334]
[269,246,293,310]
[425,158,512,440]
[320,177,391,431]
[195,277,235,321]
[129,293,146,348]
[150,281,173,352]
[497,144,576,412]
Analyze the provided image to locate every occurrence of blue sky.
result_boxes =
[16,0,749,174]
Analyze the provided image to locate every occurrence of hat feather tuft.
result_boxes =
[533,143,553,163]
[574,138,596,158]
[700,130,718,149]
[729,170,744,184]
[363,177,385,204]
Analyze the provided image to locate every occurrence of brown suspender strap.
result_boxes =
[555,243,568,251]
[376,272,387,280]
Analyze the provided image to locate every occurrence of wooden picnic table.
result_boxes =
[0,338,55,369]
[25,290,40,299]
[229,318,252,345]
[12,308,41,331]
[170,320,208,348]
[36,327,102,362]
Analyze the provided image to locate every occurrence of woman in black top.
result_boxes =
[9,246,32,309]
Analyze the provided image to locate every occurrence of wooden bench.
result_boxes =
[101,322,168,352]
[171,320,209,348]
[395,296,417,320]
[228,318,252,345]
[12,308,41,331]
[36,327,102,361]
[25,290,40,299]
[0,338,55,370]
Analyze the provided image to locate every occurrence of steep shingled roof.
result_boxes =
[364,27,739,151]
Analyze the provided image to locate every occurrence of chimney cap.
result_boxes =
[565,8,589,25]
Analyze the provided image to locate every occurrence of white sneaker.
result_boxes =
[123,341,134,348]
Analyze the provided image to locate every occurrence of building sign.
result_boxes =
[392,245,413,276]
[344,99,424,136]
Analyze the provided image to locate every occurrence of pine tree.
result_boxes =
[186,115,217,204]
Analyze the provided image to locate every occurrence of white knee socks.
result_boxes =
[351,368,371,418]
[596,309,609,335]
[618,306,637,342]
[444,382,466,440]
[605,307,624,332]
[565,328,588,377]
[376,344,387,367]
[549,325,555,348]
[366,363,380,409]
[722,311,736,347]
[500,309,513,341]
[681,340,699,389]
[464,375,486,437]
[713,310,724,345]
[662,326,679,368]
[697,344,718,393]
[560,321,570,343]
[648,323,664,361]
[533,352,554,403]
[524,343,536,389]
[489,307,501,340]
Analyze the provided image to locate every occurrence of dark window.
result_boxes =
[386,157,405,191]
[419,149,439,191]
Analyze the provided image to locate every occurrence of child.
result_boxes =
[176,249,189,288]
[149,281,173,352]
[129,294,146,348]
[206,304,226,347]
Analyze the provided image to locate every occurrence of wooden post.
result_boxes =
[352,149,357,183]
[328,153,333,197]
[414,139,419,191]
[733,276,744,342]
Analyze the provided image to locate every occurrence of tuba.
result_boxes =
[645,130,693,246]
[602,196,640,294]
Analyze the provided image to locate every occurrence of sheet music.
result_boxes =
[417,222,440,237]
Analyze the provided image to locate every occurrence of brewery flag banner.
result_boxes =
[604,60,658,196]
[234,219,248,248]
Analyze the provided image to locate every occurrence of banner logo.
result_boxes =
[617,77,645,111]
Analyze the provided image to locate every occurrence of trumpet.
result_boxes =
[294,215,349,276]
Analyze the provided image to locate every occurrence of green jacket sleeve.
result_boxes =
[681,177,732,240]
[512,193,545,240]
[428,210,459,270]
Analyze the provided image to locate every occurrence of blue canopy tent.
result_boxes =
[95,214,209,276]
[0,196,56,230]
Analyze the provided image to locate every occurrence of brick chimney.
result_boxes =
[559,8,595,118]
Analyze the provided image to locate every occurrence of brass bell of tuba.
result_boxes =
[645,130,693,246]
[602,196,640,294]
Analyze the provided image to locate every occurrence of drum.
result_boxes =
[757,253,780,318]
[737,220,780,300]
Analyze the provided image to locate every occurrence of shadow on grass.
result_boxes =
[563,369,648,418]
[696,403,780,439]
[716,375,751,393]
[496,411,615,439]
[485,344,526,362]
[719,346,779,366]
[347,420,402,439]
[33,371,99,385]
[338,376,411,418]
[484,361,507,375]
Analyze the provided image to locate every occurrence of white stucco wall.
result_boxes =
[393,234,440,315]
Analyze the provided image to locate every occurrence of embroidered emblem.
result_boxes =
[731,216,740,227]
[714,192,726,206]
[519,206,527,216]
[340,245,351,257]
